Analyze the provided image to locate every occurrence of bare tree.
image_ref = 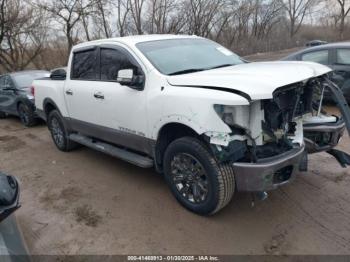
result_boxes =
[182,0,223,37]
[129,0,146,34]
[37,0,95,53]
[0,0,47,72]
[146,0,183,34]
[251,0,283,39]
[92,0,112,38]
[282,0,315,38]
[335,0,350,39]
[115,0,131,36]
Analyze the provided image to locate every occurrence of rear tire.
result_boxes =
[48,110,79,152]
[0,111,6,119]
[163,137,235,215]
[18,103,37,127]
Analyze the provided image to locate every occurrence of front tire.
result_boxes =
[18,103,37,127]
[48,110,78,152]
[163,137,235,215]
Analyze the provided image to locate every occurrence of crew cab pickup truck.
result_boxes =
[33,35,350,215]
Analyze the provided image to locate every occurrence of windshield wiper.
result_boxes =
[208,64,235,70]
[168,64,236,76]
[168,68,206,76]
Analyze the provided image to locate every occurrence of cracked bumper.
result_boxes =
[303,119,345,154]
[233,145,305,192]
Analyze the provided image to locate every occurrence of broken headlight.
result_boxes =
[213,104,250,128]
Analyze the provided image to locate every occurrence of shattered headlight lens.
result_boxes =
[213,104,250,128]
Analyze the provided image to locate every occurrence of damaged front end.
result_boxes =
[208,76,350,192]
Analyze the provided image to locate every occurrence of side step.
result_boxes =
[69,133,153,168]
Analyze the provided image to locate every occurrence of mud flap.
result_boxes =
[327,149,350,168]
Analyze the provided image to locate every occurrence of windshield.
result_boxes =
[12,72,49,88]
[136,38,244,75]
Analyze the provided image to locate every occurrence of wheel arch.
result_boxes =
[43,98,61,118]
[154,122,207,172]
[16,98,31,111]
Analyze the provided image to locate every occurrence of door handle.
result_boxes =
[94,92,104,99]
[66,89,73,95]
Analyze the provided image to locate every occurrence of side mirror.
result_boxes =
[117,69,134,84]
[0,173,20,223]
[50,69,66,80]
[117,69,144,90]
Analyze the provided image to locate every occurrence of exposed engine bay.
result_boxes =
[211,76,350,168]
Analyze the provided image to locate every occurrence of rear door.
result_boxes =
[64,47,100,134]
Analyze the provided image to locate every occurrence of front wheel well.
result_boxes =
[154,123,206,171]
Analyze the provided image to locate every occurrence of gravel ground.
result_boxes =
[0,106,350,255]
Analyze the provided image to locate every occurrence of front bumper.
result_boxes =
[303,119,345,153]
[233,145,305,192]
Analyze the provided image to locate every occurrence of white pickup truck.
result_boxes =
[33,35,350,215]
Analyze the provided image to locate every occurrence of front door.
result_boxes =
[90,46,150,153]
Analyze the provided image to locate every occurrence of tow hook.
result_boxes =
[251,191,268,207]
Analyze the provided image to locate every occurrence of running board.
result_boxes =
[69,134,153,168]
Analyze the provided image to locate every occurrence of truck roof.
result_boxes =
[73,34,200,50]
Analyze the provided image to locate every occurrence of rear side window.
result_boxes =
[301,50,329,65]
[71,49,96,80]
[336,49,350,65]
[100,48,140,81]
[0,75,14,89]
[0,76,4,89]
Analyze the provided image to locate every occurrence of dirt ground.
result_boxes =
[0,107,350,255]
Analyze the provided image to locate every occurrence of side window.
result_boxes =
[0,77,4,89]
[0,76,13,89]
[71,49,96,80]
[100,48,141,81]
[301,50,329,65]
[336,49,350,65]
[4,76,14,88]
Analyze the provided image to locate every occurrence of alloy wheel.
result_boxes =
[170,153,209,204]
[50,117,65,147]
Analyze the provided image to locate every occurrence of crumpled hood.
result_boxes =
[167,61,332,100]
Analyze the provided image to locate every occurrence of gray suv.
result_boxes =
[0,70,49,126]
[282,42,350,102]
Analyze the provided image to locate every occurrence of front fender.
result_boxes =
[148,85,250,140]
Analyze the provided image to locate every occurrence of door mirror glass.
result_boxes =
[117,69,134,84]
[0,173,20,223]
[117,69,144,90]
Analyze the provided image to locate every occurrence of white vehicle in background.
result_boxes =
[33,35,350,215]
